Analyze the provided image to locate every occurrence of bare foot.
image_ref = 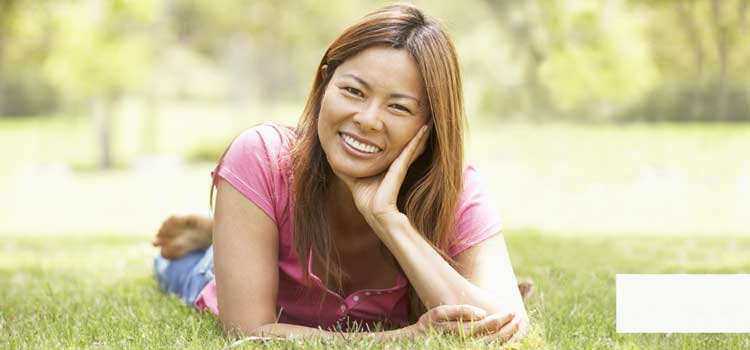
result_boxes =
[518,279,534,299]
[152,214,213,259]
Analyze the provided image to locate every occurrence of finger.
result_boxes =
[485,316,519,344]
[382,125,428,182]
[410,124,429,162]
[429,304,487,323]
[376,126,428,197]
[394,125,428,170]
[457,311,514,336]
[408,124,431,165]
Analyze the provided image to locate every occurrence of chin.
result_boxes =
[322,138,390,179]
[329,160,385,179]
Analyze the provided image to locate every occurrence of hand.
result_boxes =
[414,304,516,339]
[336,124,431,224]
[479,311,529,345]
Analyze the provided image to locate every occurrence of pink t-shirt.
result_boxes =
[195,123,503,330]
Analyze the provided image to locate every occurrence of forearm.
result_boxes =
[370,213,522,315]
[249,322,418,341]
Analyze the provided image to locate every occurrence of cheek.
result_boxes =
[382,129,416,159]
[318,93,331,122]
[319,91,345,124]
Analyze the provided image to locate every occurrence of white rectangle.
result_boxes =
[616,274,750,333]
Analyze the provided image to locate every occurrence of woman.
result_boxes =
[152,3,530,344]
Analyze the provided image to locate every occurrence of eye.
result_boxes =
[390,104,412,114]
[342,87,364,98]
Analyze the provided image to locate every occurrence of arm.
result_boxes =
[370,215,526,316]
[337,124,525,316]
[371,216,528,342]
[324,123,526,341]
[213,178,280,334]
[214,178,422,340]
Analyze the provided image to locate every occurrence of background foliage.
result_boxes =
[1,0,748,121]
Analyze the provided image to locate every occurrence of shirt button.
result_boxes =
[340,304,347,312]
[353,295,360,302]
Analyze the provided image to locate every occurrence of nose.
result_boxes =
[352,102,382,132]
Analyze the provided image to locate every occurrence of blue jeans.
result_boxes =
[153,245,215,305]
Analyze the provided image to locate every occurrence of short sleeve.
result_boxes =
[448,165,503,257]
[211,124,291,223]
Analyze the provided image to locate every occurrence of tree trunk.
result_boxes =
[93,95,113,170]
[0,71,5,116]
[143,93,158,154]
[674,1,705,74]
[710,0,730,121]
[0,28,5,115]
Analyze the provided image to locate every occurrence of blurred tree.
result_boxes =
[2,0,748,138]
[42,0,156,168]
[482,0,660,122]
[0,0,58,116]
[625,0,750,121]
[481,0,559,121]
[0,0,18,113]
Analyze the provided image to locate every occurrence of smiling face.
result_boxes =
[317,46,430,179]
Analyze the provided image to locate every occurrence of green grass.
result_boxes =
[3,113,749,236]
[2,232,749,349]
[3,111,750,348]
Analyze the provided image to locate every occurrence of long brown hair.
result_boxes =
[290,3,466,325]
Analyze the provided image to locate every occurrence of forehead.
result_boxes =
[334,46,425,97]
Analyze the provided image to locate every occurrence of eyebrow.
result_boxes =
[341,73,420,102]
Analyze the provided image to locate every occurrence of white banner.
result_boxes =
[616,274,750,333]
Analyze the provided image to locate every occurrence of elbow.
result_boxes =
[478,300,527,319]
[219,317,274,338]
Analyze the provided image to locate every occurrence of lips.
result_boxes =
[337,132,383,157]
[338,132,383,150]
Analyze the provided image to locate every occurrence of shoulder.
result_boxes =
[231,122,297,156]
[450,164,503,257]
[457,165,489,210]
[214,122,296,223]
[221,122,297,174]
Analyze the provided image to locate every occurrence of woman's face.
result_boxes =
[318,46,429,179]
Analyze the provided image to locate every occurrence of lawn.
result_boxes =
[3,111,749,236]
[3,112,749,348]
[2,232,750,349]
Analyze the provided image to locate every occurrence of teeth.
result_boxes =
[341,133,381,153]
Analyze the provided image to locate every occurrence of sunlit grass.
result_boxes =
[467,121,750,236]
[3,108,749,348]
[2,232,750,349]
[2,110,749,237]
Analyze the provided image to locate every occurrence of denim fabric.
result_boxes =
[153,245,214,305]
